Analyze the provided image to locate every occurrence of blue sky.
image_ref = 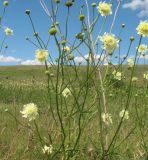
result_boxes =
[0,0,148,65]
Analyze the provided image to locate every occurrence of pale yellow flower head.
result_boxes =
[144,72,148,80]
[101,113,112,125]
[132,77,138,82]
[42,145,53,155]
[127,58,134,68]
[20,103,38,121]
[119,109,129,120]
[112,70,122,80]
[136,21,148,37]
[62,87,71,98]
[138,44,148,54]
[100,33,119,54]
[35,49,48,62]
[97,1,112,16]
[5,27,13,36]
[63,46,70,52]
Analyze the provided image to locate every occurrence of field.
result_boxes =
[0,65,147,160]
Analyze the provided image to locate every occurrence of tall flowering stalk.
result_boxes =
[0,1,13,55]
[19,0,148,159]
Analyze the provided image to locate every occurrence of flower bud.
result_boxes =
[4,108,8,112]
[50,73,54,77]
[79,14,85,21]
[68,54,74,60]
[56,0,60,4]
[119,38,122,42]
[48,26,57,35]
[108,52,113,56]
[61,40,67,46]
[3,1,9,6]
[55,22,59,26]
[25,37,29,40]
[65,1,73,7]
[135,94,138,97]
[108,61,112,65]
[75,33,84,40]
[48,64,52,69]
[34,32,38,37]
[130,36,135,41]
[25,9,30,15]
[91,3,96,7]
[122,23,125,28]
[5,45,8,49]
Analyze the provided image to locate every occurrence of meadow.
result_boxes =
[0,65,147,160]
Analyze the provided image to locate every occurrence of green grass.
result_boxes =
[0,65,148,160]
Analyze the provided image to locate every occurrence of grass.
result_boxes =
[0,65,148,160]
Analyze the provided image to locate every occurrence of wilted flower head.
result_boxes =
[119,109,129,120]
[35,49,48,62]
[20,103,38,121]
[101,112,112,125]
[112,70,122,80]
[138,44,148,54]
[42,145,53,155]
[62,87,71,98]
[100,33,119,54]
[5,27,13,36]
[136,21,148,37]
[144,72,148,80]
[127,58,134,68]
[63,46,70,53]
[97,1,112,16]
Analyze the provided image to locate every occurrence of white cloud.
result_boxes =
[0,55,22,63]
[0,55,42,65]
[20,59,42,65]
[139,54,148,59]
[123,0,148,17]
[74,56,84,63]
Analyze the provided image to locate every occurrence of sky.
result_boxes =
[0,0,148,65]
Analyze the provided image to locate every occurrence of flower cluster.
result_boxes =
[5,27,13,36]
[35,49,49,62]
[62,87,71,98]
[100,33,119,54]
[138,44,148,56]
[42,145,53,155]
[97,2,112,16]
[101,112,112,125]
[63,46,70,53]
[144,72,148,80]
[132,77,138,82]
[112,70,122,80]
[127,58,134,68]
[136,21,148,37]
[20,103,38,121]
[119,109,129,120]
